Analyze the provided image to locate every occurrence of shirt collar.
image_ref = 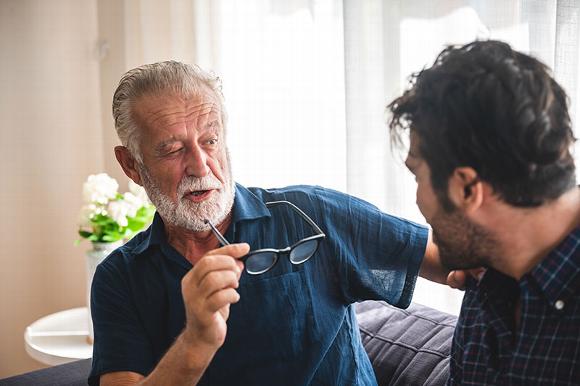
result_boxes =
[471,226,580,306]
[132,212,167,254]
[231,183,271,222]
[132,183,270,255]
[528,226,580,305]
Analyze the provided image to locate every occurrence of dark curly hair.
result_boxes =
[388,40,576,208]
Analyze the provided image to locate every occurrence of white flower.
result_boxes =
[107,200,129,227]
[122,192,143,218]
[78,203,108,226]
[78,204,98,227]
[83,173,119,205]
[128,180,150,204]
[78,173,155,244]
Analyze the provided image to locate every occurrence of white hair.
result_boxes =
[112,61,227,162]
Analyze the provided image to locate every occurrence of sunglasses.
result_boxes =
[204,200,326,275]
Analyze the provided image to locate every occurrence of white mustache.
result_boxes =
[178,173,222,196]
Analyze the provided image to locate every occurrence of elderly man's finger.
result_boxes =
[447,268,487,290]
[206,243,250,258]
[186,255,239,285]
[206,288,241,313]
[446,270,467,290]
[199,270,240,298]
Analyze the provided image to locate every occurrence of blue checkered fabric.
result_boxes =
[448,226,580,385]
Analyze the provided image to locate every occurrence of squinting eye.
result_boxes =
[207,138,219,145]
[168,147,184,155]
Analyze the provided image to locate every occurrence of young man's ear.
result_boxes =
[447,167,483,213]
[115,146,143,186]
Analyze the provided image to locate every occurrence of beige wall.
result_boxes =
[0,0,110,378]
[0,0,203,377]
[97,0,130,185]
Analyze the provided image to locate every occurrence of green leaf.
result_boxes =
[102,233,123,242]
[78,230,93,238]
[126,218,145,231]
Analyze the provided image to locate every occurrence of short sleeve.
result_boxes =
[88,254,155,385]
[313,187,428,308]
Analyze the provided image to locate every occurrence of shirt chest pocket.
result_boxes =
[224,270,317,363]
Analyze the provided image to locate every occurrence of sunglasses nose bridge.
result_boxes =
[279,246,292,254]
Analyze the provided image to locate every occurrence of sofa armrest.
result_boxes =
[356,300,457,386]
[0,359,91,386]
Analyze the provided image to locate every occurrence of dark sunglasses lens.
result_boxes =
[246,252,278,274]
[289,239,318,264]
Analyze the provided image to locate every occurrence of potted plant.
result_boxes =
[77,173,155,342]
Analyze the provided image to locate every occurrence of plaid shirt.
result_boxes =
[448,226,580,385]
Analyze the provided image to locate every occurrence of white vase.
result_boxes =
[85,240,123,344]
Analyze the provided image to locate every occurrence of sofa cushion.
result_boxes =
[0,359,91,386]
[0,302,455,386]
[355,300,456,386]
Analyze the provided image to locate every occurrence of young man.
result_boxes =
[89,61,450,386]
[389,40,580,385]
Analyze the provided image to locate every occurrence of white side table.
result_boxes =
[24,307,93,366]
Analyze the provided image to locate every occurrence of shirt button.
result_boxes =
[555,300,565,310]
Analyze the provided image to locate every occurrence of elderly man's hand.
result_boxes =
[446,268,486,290]
[180,243,249,351]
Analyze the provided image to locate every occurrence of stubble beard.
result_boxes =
[430,207,497,271]
[137,163,235,232]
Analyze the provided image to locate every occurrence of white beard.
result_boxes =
[138,164,235,232]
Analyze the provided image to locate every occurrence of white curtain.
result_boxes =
[100,0,580,314]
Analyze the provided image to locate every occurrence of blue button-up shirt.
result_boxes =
[449,226,580,385]
[89,184,427,385]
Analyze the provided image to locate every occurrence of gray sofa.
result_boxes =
[356,301,456,385]
[0,301,456,386]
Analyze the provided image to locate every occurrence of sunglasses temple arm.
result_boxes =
[204,219,231,247]
[265,201,325,236]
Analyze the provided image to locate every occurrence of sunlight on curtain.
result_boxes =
[207,0,578,313]
[111,0,580,316]
[214,0,347,191]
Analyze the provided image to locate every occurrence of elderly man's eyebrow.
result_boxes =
[203,119,220,130]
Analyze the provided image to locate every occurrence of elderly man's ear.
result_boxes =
[115,145,143,186]
[448,167,483,213]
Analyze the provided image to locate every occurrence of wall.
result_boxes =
[0,0,200,377]
[0,0,104,378]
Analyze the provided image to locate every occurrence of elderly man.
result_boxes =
[89,61,448,386]
[389,40,580,385]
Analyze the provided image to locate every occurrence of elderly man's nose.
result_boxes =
[185,148,209,177]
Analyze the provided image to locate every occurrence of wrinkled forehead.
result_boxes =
[132,90,223,131]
